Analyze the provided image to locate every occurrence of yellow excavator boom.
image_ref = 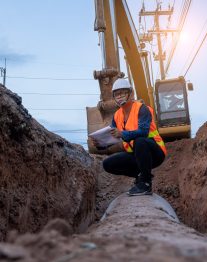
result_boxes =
[115,0,150,105]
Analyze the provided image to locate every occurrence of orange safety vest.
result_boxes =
[114,101,167,155]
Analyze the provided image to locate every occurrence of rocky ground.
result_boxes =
[0,84,207,261]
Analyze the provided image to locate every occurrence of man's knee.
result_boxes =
[134,137,148,147]
[134,137,149,153]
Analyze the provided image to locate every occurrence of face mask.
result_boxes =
[113,89,132,107]
[118,98,128,106]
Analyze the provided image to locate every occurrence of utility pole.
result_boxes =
[3,58,6,86]
[0,58,6,86]
[139,5,175,80]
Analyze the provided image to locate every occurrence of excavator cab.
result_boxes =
[155,77,191,140]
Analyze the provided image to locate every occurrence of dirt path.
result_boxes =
[83,193,207,262]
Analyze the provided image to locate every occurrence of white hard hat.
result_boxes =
[112,78,132,92]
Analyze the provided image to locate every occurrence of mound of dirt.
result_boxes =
[152,123,207,232]
[0,85,97,240]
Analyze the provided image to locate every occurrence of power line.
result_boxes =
[165,0,192,74]
[18,92,99,96]
[184,30,207,76]
[180,18,207,75]
[5,58,95,68]
[165,0,192,73]
[7,76,94,81]
[28,108,86,111]
[172,0,176,7]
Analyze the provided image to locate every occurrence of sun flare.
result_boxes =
[179,31,189,43]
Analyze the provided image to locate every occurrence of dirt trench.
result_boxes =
[0,85,207,261]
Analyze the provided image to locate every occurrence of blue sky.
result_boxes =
[0,0,206,148]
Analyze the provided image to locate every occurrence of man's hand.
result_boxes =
[89,137,99,148]
[88,139,124,155]
[88,137,109,155]
[110,128,122,138]
[94,142,124,155]
[107,141,124,155]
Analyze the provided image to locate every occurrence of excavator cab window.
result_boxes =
[155,77,190,127]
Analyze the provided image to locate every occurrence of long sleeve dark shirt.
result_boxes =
[111,104,152,142]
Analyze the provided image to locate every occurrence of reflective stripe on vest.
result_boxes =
[114,101,167,155]
[147,106,167,155]
[123,141,133,153]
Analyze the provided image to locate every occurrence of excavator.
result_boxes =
[87,0,192,153]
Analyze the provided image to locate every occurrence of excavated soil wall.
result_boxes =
[153,122,207,232]
[0,85,98,240]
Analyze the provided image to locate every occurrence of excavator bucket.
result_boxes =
[86,106,105,153]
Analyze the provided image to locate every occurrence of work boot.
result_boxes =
[134,173,153,185]
[134,173,141,185]
[127,181,152,196]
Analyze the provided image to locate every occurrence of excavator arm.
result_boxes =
[115,0,150,105]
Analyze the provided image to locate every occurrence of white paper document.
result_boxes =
[89,126,121,147]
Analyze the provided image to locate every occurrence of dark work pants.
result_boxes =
[103,137,165,183]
